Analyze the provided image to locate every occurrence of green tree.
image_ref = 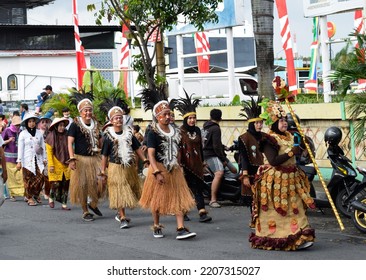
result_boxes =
[87,0,221,91]
[251,0,275,99]
[330,32,366,145]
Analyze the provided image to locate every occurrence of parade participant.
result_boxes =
[139,88,196,240]
[0,135,8,207]
[62,107,73,130]
[45,117,71,210]
[249,99,315,251]
[68,93,104,222]
[100,98,148,229]
[237,96,266,211]
[173,91,212,223]
[38,114,52,201]
[1,115,24,202]
[35,85,52,114]
[16,112,46,206]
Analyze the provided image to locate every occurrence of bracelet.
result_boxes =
[143,159,150,164]
[69,157,76,161]
[242,170,248,176]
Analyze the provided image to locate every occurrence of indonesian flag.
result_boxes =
[72,0,87,89]
[275,0,297,94]
[194,31,210,73]
[119,23,130,97]
[354,10,366,90]
[305,18,319,92]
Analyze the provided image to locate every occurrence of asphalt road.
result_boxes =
[1,195,365,261]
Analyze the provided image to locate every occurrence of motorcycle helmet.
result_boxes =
[324,126,342,146]
[286,113,300,131]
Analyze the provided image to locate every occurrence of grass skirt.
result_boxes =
[6,162,24,197]
[69,154,104,206]
[139,162,195,215]
[107,163,142,209]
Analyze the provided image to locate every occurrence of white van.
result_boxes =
[166,72,258,105]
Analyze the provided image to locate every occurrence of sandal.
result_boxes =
[10,196,16,202]
[28,200,37,206]
[209,201,221,208]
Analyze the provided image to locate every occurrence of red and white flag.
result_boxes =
[72,0,87,89]
[119,23,130,97]
[275,0,297,94]
[354,9,366,90]
[194,31,210,73]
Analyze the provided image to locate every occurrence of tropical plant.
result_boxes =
[329,31,366,145]
[42,71,129,125]
[87,0,221,91]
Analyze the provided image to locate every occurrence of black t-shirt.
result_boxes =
[67,122,100,156]
[101,132,141,163]
[147,130,166,163]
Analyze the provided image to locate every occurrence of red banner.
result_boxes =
[72,0,86,89]
[275,0,297,94]
[195,32,210,73]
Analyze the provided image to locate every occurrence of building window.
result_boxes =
[7,74,18,90]
[0,77,2,91]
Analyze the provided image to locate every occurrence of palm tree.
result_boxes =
[251,0,275,99]
[330,32,366,145]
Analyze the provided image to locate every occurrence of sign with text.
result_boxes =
[303,0,364,17]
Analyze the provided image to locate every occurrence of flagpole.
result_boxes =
[284,98,345,231]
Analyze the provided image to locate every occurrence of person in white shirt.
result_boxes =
[16,112,46,206]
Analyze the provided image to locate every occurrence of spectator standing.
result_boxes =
[202,109,232,208]
[35,85,53,114]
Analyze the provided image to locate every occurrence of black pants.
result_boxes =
[184,171,206,211]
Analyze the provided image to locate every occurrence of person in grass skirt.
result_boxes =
[67,93,105,222]
[249,99,315,251]
[139,88,196,240]
[100,98,148,229]
[172,90,212,223]
[45,117,71,211]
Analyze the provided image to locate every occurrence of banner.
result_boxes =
[72,0,86,89]
[275,0,297,94]
[119,23,130,97]
[194,32,210,73]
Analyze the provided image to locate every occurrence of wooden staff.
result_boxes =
[285,98,345,231]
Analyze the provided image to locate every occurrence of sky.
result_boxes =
[27,0,356,58]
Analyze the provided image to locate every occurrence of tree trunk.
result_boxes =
[251,0,275,99]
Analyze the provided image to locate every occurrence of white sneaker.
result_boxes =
[120,219,130,229]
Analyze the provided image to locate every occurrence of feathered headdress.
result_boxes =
[99,93,128,120]
[259,98,287,126]
[239,95,263,123]
[69,91,94,112]
[172,90,201,119]
[272,76,295,102]
[139,88,172,118]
